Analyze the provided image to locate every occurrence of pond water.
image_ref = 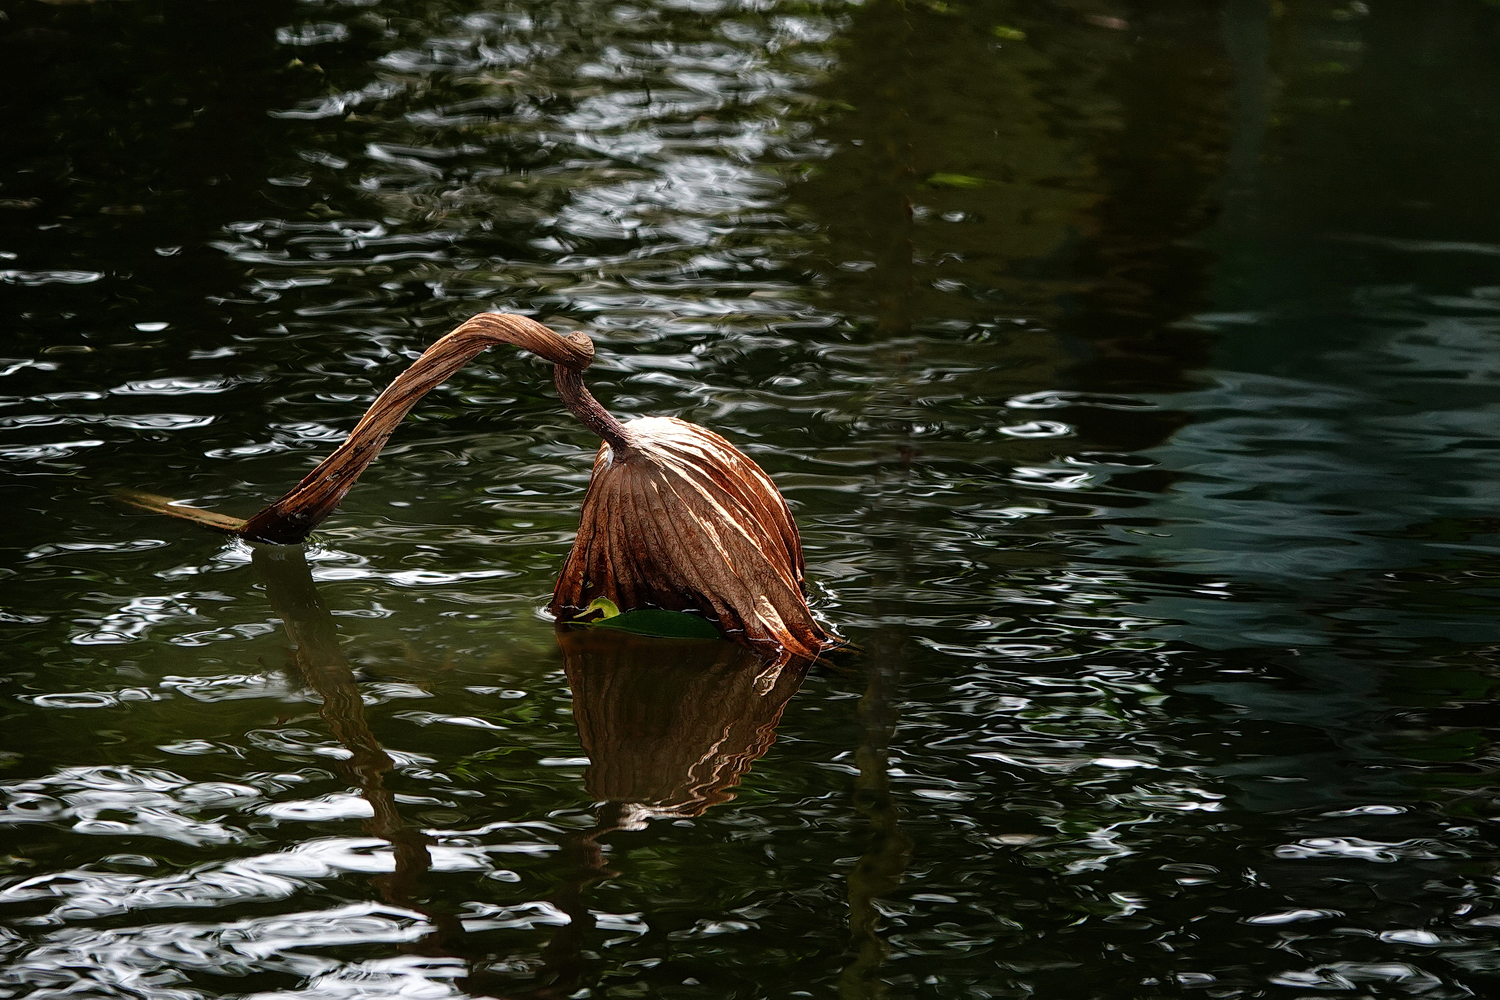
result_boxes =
[4,0,1500,997]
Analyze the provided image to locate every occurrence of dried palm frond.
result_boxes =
[547,411,833,660]
[120,312,838,661]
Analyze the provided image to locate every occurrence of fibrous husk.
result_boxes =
[550,416,834,661]
[118,311,838,661]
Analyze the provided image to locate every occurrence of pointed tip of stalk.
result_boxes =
[113,489,249,535]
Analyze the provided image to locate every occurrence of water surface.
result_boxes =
[4,1,1500,997]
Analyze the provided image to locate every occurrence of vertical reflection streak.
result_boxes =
[840,632,913,1000]
[838,3,918,995]
[1217,0,1272,292]
[252,546,469,960]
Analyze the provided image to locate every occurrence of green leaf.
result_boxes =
[590,609,723,639]
[991,25,1026,40]
[924,172,988,189]
[584,596,621,620]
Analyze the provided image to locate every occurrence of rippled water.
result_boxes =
[5,0,1500,997]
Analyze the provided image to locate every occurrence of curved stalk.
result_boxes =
[240,313,603,543]
[553,363,632,457]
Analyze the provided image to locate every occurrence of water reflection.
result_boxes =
[839,633,910,1000]
[560,629,806,823]
[254,543,811,997]
[254,545,454,942]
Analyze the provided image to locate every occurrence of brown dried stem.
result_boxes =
[241,313,598,543]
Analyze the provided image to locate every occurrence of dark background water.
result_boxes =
[4,0,1500,997]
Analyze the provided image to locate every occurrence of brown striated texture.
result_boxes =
[549,415,835,661]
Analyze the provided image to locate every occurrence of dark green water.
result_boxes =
[4,0,1500,996]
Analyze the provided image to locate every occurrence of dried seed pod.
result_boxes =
[549,360,839,659]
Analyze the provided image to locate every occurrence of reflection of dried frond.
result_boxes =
[559,629,808,819]
[252,545,436,907]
